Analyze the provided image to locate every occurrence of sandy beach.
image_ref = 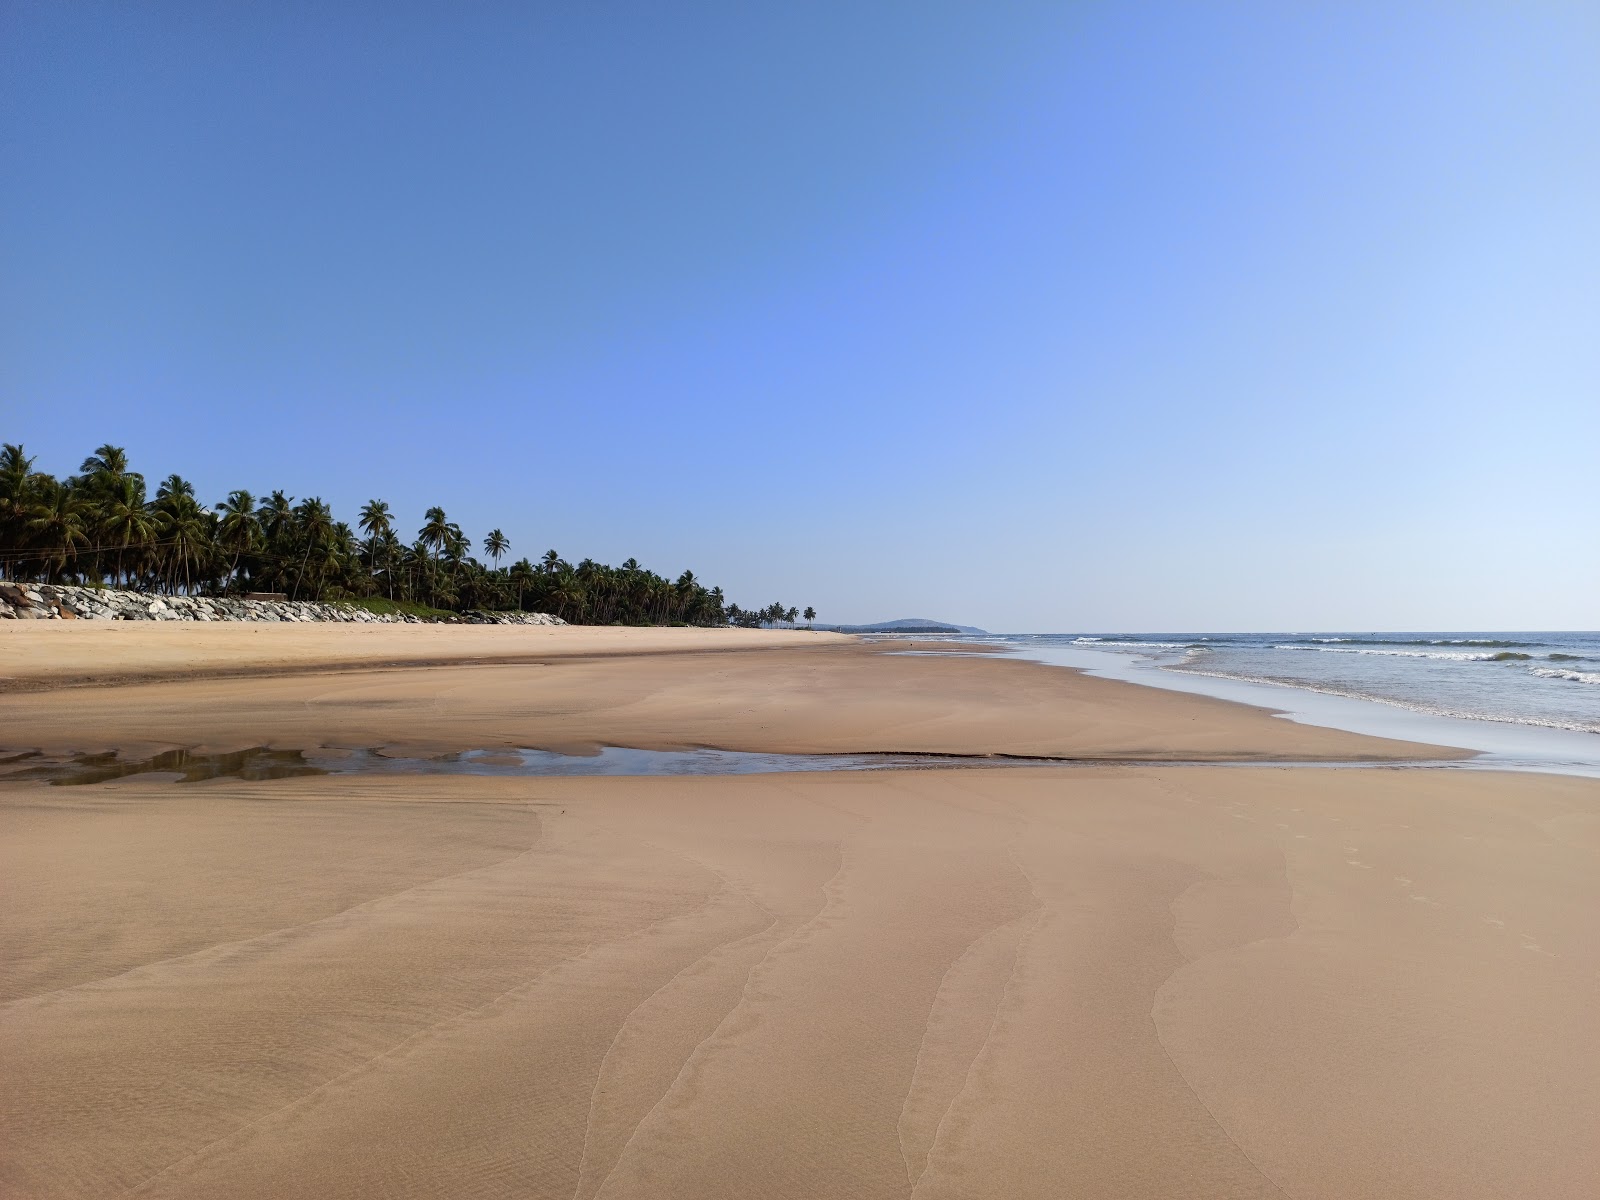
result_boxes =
[3,625,1597,1198]
[0,623,1459,763]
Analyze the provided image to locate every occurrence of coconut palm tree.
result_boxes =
[79,444,129,479]
[215,490,260,590]
[27,481,90,582]
[290,497,334,601]
[358,500,394,596]
[151,484,212,595]
[319,520,360,598]
[508,557,535,609]
[548,568,587,622]
[418,507,457,562]
[101,475,157,586]
[358,499,392,544]
[253,491,295,591]
[0,444,42,579]
[77,445,142,501]
[154,473,196,507]
[483,528,509,568]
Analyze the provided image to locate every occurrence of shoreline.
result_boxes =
[1004,641,1600,778]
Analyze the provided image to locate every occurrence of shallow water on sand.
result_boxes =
[0,741,1552,786]
[0,745,1008,785]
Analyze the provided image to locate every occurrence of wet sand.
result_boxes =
[2,626,1597,1198]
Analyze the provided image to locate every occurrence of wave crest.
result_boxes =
[1531,667,1600,685]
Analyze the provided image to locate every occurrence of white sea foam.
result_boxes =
[1272,645,1497,662]
[1169,664,1600,733]
[1531,666,1600,685]
[1072,638,1188,649]
[1299,637,1536,648]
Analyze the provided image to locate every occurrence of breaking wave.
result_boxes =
[1302,637,1536,648]
[1531,667,1600,685]
[1273,645,1502,662]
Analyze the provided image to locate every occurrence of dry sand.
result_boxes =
[2,625,1597,1198]
[0,619,851,690]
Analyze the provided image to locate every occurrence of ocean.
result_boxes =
[962,631,1600,735]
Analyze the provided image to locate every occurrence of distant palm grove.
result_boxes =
[1,443,809,627]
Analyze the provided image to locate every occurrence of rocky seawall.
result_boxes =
[0,583,565,626]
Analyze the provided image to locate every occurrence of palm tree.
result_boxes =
[358,500,394,596]
[79,444,130,479]
[152,487,211,595]
[419,507,455,562]
[400,541,426,602]
[257,491,295,538]
[77,444,142,502]
[255,491,296,591]
[375,529,403,599]
[549,568,586,622]
[319,520,360,598]
[144,475,213,594]
[508,557,535,609]
[290,497,334,601]
[483,528,509,568]
[0,443,34,487]
[0,444,41,579]
[803,606,816,627]
[27,481,90,582]
[100,475,157,586]
[358,499,392,542]
[155,473,196,506]
[415,509,464,605]
[215,490,260,590]
[540,548,564,576]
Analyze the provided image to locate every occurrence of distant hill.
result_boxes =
[813,618,988,635]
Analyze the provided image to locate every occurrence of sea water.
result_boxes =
[966,632,1599,732]
[927,631,1600,777]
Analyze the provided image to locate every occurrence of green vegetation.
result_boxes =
[724,602,799,628]
[1,442,808,626]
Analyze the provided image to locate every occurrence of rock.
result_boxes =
[0,583,566,627]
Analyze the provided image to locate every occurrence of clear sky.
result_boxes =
[3,3,1596,631]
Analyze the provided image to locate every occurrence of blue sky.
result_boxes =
[3,3,1596,630]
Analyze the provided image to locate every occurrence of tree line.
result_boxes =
[1,443,813,627]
